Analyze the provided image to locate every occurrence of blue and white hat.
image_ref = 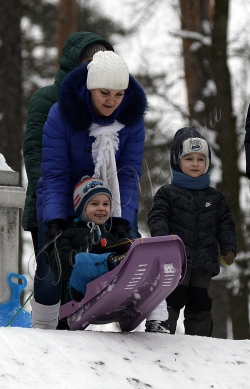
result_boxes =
[180,137,210,173]
[73,176,112,222]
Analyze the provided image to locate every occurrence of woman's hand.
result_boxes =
[111,217,129,240]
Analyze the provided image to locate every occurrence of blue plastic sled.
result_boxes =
[0,273,31,328]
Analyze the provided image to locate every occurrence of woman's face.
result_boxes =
[90,89,125,117]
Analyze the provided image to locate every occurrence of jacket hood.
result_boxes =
[59,64,147,131]
[171,127,211,172]
[55,32,114,85]
[59,31,114,72]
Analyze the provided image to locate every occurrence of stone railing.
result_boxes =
[0,169,25,303]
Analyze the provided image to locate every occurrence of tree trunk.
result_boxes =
[229,273,250,339]
[210,0,249,339]
[179,0,213,126]
[57,0,77,61]
[0,0,22,180]
[210,0,245,248]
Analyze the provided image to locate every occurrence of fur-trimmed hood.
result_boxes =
[171,127,211,172]
[59,64,147,131]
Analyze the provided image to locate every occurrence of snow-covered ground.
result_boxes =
[0,326,249,389]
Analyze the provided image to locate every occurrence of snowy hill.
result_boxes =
[0,326,249,389]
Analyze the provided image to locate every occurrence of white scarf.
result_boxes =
[89,120,125,217]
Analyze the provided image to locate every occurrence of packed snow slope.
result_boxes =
[0,326,249,389]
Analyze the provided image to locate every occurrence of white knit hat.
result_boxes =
[180,138,210,173]
[87,51,129,90]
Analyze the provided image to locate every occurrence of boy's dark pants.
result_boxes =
[162,267,213,337]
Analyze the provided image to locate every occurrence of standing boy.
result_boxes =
[148,127,237,336]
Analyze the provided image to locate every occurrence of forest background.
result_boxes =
[0,0,250,340]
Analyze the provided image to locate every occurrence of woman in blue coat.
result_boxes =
[32,51,147,329]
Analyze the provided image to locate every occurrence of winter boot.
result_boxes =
[145,320,169,333]
[161,306,180,334]
[147,300,168,322]
[107,253,126,270]
[31,298,60,330]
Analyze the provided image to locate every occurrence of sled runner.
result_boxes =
[60,235,187,332]
[0,273,31,328]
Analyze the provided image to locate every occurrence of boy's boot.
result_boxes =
[31,298,60,330]
[107,253,126,270]
[145,320,169,333]
[145,300,169,333]
[184,309,213,337]
[161,306,180,334]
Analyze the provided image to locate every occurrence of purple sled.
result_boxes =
[60,235,187,331]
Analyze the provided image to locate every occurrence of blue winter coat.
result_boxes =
[36,65,147,228]
[22,32,114,231]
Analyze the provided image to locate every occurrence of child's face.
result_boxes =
[180,152,206,177]
[85,194,111,225]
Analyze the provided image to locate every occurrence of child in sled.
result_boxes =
[148,127,237,336]
[48,176,168,332]
[48,176,131,304]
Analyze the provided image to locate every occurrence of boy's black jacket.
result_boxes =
[49,221,118,281]
[148,127,237,277]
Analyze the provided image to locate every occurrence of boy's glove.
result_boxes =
[45,218,65,257]
[114,238,132,254]
[111,217,129,240]
[220,251,235,266]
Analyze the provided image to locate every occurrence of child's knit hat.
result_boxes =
[170,127,211,173]
[73,176,112,221]
[180,137,210,173]
[87,51,129,90]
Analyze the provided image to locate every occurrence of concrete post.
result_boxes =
[0,170,25,303]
